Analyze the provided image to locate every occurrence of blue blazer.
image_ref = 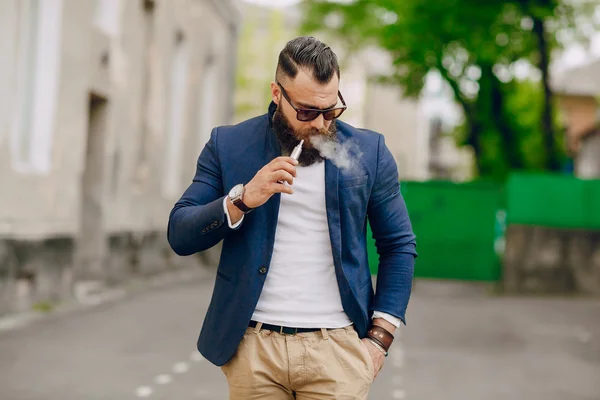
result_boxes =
[168,103,417,366]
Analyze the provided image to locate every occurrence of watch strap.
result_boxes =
[232,197,252,213]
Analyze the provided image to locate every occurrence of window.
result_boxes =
[11,0,63,174]
[197,54,219,152]
[135,0,155,169]
[0,0,19,148]
[162,31,189,198]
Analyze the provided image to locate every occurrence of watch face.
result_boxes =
[230,184,243,200]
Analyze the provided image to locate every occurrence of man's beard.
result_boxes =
[272,107,338,167]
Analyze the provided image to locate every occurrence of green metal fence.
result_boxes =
[367,173,600,281]
[367,180,505,281]
[507,173,600,229]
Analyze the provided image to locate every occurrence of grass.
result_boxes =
[32,301,55,313]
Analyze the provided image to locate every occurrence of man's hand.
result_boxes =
[243,156,298,209]
[361,338,385,379]
[362,318,396,379]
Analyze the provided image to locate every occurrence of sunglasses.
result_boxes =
[276,81,347,122]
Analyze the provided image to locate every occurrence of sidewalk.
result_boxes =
[0,266,214,334]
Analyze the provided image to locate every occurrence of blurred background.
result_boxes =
[0,0,599,399]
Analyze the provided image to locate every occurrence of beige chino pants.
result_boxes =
[221,324,375,399]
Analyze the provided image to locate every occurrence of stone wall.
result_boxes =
[576,130,600,178]
[503,225,600,294]
[0,237,73,315]
[0,232,218,316]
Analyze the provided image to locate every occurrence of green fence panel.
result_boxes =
[507,173,600,229]
[586,180,600,228]
[368,180,504,281]
[367,173,600,281]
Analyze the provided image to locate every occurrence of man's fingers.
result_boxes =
[269,182,294,195]
[268,161,297,177]
[272,170,294,185]
[272,156,299,166]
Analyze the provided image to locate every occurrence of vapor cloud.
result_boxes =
[309,136,363,174]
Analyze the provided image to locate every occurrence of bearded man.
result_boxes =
[168,36,417,400]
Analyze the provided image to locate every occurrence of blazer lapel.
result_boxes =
[325,159,343,271]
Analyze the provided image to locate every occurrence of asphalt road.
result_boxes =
[0,271,598,400]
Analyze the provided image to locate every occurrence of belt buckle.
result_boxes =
[279,326,298,335]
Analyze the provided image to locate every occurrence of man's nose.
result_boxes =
[309,113,325,130]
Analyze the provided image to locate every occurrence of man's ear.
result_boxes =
[270,81,281,105]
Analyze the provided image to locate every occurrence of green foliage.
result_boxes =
[234,6,296,123]
[300,0,598,179]
[504,80,566,169]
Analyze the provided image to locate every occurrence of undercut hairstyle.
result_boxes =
[275,36,340,85]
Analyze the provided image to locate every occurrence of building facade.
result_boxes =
[0,0,240,314]
[553,58,600,178]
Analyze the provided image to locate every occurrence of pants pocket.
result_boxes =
[220,353,236,376]
[221,329,253,376]
[351,331,375,382]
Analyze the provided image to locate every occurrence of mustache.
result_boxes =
[278,124,331,139]
[296,129,332,145]
[272,107,336,166]
[271,108,363,173]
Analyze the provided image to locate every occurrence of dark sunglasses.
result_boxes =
[276,81,347,122]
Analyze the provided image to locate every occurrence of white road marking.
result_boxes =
[135,386,153,398]
[392,375,403,385]
[135,354,200,397]
[392,389,406,399]
[391,348,404,368]
[190,351,204,362]
[393,347,404,358]
[154,374,172,385]
[173,361,190,374]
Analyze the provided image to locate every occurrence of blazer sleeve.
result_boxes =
[167,127,233,256]
[367,134,417,325]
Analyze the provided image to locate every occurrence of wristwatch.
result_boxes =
[228,184,252,213]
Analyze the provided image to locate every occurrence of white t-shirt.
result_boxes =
[224,161,401,328]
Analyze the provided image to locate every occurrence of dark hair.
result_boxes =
[276,36,340,84]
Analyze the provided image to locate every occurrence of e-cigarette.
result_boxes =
[278,139,303,184]
[290,139,304,161]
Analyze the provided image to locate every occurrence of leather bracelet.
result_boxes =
[366,335,387,351]
[367,326,394,351]
[366,337,388,357]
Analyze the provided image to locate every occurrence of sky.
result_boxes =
[243,0,300,7]
[240,0,600,69]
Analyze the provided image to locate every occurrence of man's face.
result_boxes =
[271,69,340,149]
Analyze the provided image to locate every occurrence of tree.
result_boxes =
[300,0,598,179]
[234,5,293,122]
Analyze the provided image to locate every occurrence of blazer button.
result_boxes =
[259,266,267,274]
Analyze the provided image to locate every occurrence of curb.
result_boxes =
[0,266,215,335]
